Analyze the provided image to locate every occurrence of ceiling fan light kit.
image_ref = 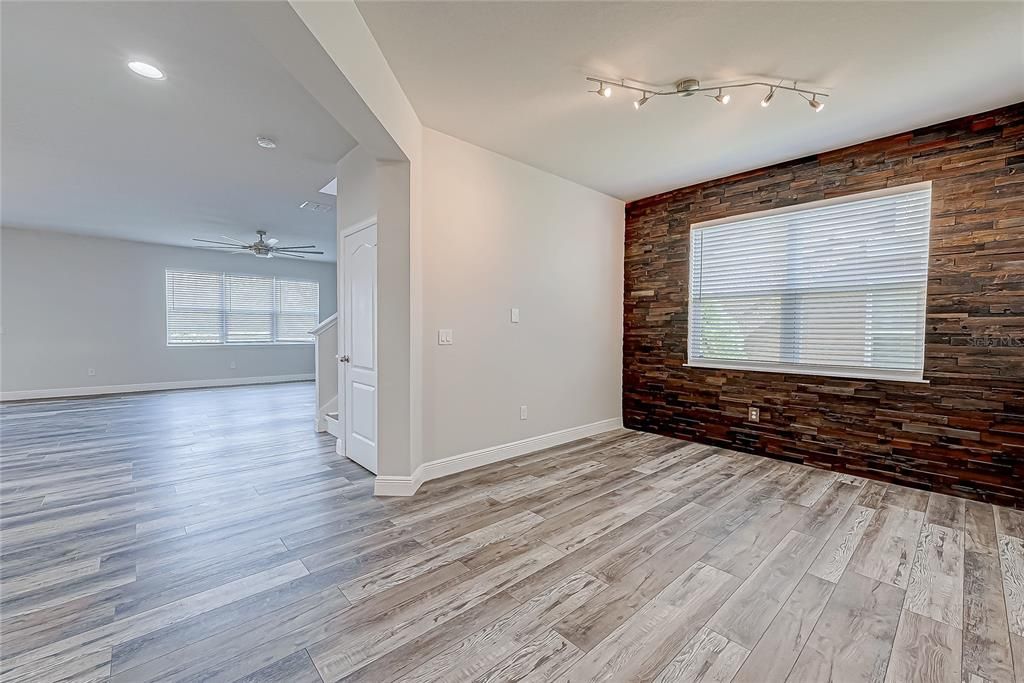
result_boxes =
[192,230,324,259]
[588,76,829,112]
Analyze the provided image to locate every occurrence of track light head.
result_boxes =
[760,88,775,108]
[809,98,825,112]
[634,92,651,110]
[714,89,731,105]
[601,84,613,98]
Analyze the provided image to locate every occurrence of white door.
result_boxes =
[341,223,378,474]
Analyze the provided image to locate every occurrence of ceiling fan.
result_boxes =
[192,230,324,259]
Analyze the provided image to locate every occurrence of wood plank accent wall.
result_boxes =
[623,103,1024,507]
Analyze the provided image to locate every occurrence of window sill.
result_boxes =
[685,360,929,384]
[166,342,314,348]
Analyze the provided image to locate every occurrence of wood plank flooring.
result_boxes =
[2,382,1022,682]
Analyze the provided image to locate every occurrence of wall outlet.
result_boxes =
[229,360,237,369]
[520,405,528,420]
[438,329,453,345]
[87,368,96,377]
[510,307,520,324]
[748,406,760,422]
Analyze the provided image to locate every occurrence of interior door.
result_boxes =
[342,223,378,474]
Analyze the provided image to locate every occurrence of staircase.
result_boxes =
[323,411,340,437]
[311,313,340,439]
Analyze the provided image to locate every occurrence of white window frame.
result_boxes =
[686,182,932,383]
[165,269,320,347]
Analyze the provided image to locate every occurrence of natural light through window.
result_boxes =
[687,182,931,382]
[166,270,319,345]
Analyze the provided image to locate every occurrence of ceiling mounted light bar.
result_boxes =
[587,76,829,112]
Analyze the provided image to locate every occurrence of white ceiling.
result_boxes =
[1,1,355,261]
[358,1,1024,201]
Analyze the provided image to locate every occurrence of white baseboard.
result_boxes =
[373,416,623,497]
[0,374,314,402]
[373,473,423,497]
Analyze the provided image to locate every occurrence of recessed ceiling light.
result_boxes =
[256,136,277,149]
[127,61,165,80]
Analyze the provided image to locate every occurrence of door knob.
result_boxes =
[337,355,350,363]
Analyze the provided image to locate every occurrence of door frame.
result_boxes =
[336,215,378,472]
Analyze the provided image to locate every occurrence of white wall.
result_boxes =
[421,129,624,463]
[286,0,425,479]
[337,145,378,232]
[0,227,337,397]
[278,3,625,486]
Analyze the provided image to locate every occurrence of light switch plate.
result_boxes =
[438,329,453,345]
[520,405,528,420]
[511,308,520,324]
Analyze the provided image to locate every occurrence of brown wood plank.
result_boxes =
[731,573,834,683]
[0,383,1014,683]
[885,611,962,683]
[787,570,905,682]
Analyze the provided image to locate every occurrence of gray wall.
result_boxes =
[0,227,337,396]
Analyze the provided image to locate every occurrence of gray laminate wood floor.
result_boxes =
[2,382,1022,683]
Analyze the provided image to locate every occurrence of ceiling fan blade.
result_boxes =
[275,252,307,259]
[276,250,324,255]
[194,238,247,247]
[265,238,279,246]
[219,235,250,245]
[275,245,317,250]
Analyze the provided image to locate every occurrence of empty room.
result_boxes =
[1,1,1022,682]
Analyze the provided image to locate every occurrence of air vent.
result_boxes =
[299,201,333,213]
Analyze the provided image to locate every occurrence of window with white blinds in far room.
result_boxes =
[687,182,932,382]
[166,270,319,346]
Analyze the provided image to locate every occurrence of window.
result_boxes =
[166,270,319,345]
[687,182,931,382]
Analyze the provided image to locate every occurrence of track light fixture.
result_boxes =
[584,76,829,113]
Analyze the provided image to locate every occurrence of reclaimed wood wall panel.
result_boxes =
[623,103,1024,508]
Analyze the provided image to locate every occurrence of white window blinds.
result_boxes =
[225,274,275,344]
[275,279,321,343]
[687,182,931,382]
[166,270,224,345]
[166,270,319,345]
